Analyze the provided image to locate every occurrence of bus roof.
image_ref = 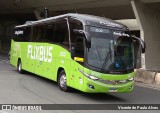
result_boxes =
[15,13,128,30]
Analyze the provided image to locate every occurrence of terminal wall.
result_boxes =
[0,14,36,54]
[0,19,17,54]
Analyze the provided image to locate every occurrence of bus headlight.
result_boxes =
[89,75,99,80]
[78,69,99,80]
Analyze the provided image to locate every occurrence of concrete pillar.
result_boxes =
[131,0,160,71]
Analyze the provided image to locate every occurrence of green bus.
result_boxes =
[10,13,145,93]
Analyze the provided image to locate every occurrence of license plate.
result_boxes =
[109,89,117,92]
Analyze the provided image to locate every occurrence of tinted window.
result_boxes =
[32,25,45,42]
[13,27,30,42]
[69,19,84,58]
[32,24,55,42]
[43,24,55,42]
[54,20,69,48]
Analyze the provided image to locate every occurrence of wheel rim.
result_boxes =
[60,74,66,88]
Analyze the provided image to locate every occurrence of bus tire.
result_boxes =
[58,70,70,92]
[17,59,24,74]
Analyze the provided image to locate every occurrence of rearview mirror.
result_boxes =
[132,35,146,53]
[73,29,91,48]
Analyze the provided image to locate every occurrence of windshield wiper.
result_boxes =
[95,46,102,62]
[100,44,112,72]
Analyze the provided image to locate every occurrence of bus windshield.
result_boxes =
[86,26,134,73]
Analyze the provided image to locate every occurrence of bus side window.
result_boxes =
[13,27,30,42]
[13,28,18,41]
[54,20,69,48]
[24,27,31,42]
[43,24,55,42]
[33,25,45,42]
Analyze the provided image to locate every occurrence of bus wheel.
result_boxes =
[17,59,24,74]
[58,70,69,92]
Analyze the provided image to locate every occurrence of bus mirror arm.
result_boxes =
[73,29,91,48]
[131,35,146,53]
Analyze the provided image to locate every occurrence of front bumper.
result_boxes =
[83,79,134,93]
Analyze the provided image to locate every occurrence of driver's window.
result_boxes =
[74,37,84,58]
[69,19,84,58]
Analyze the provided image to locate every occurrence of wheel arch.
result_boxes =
[17,57,21,67]
[56,67,65,82]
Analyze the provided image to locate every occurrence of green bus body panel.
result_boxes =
[10,40,135,93]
